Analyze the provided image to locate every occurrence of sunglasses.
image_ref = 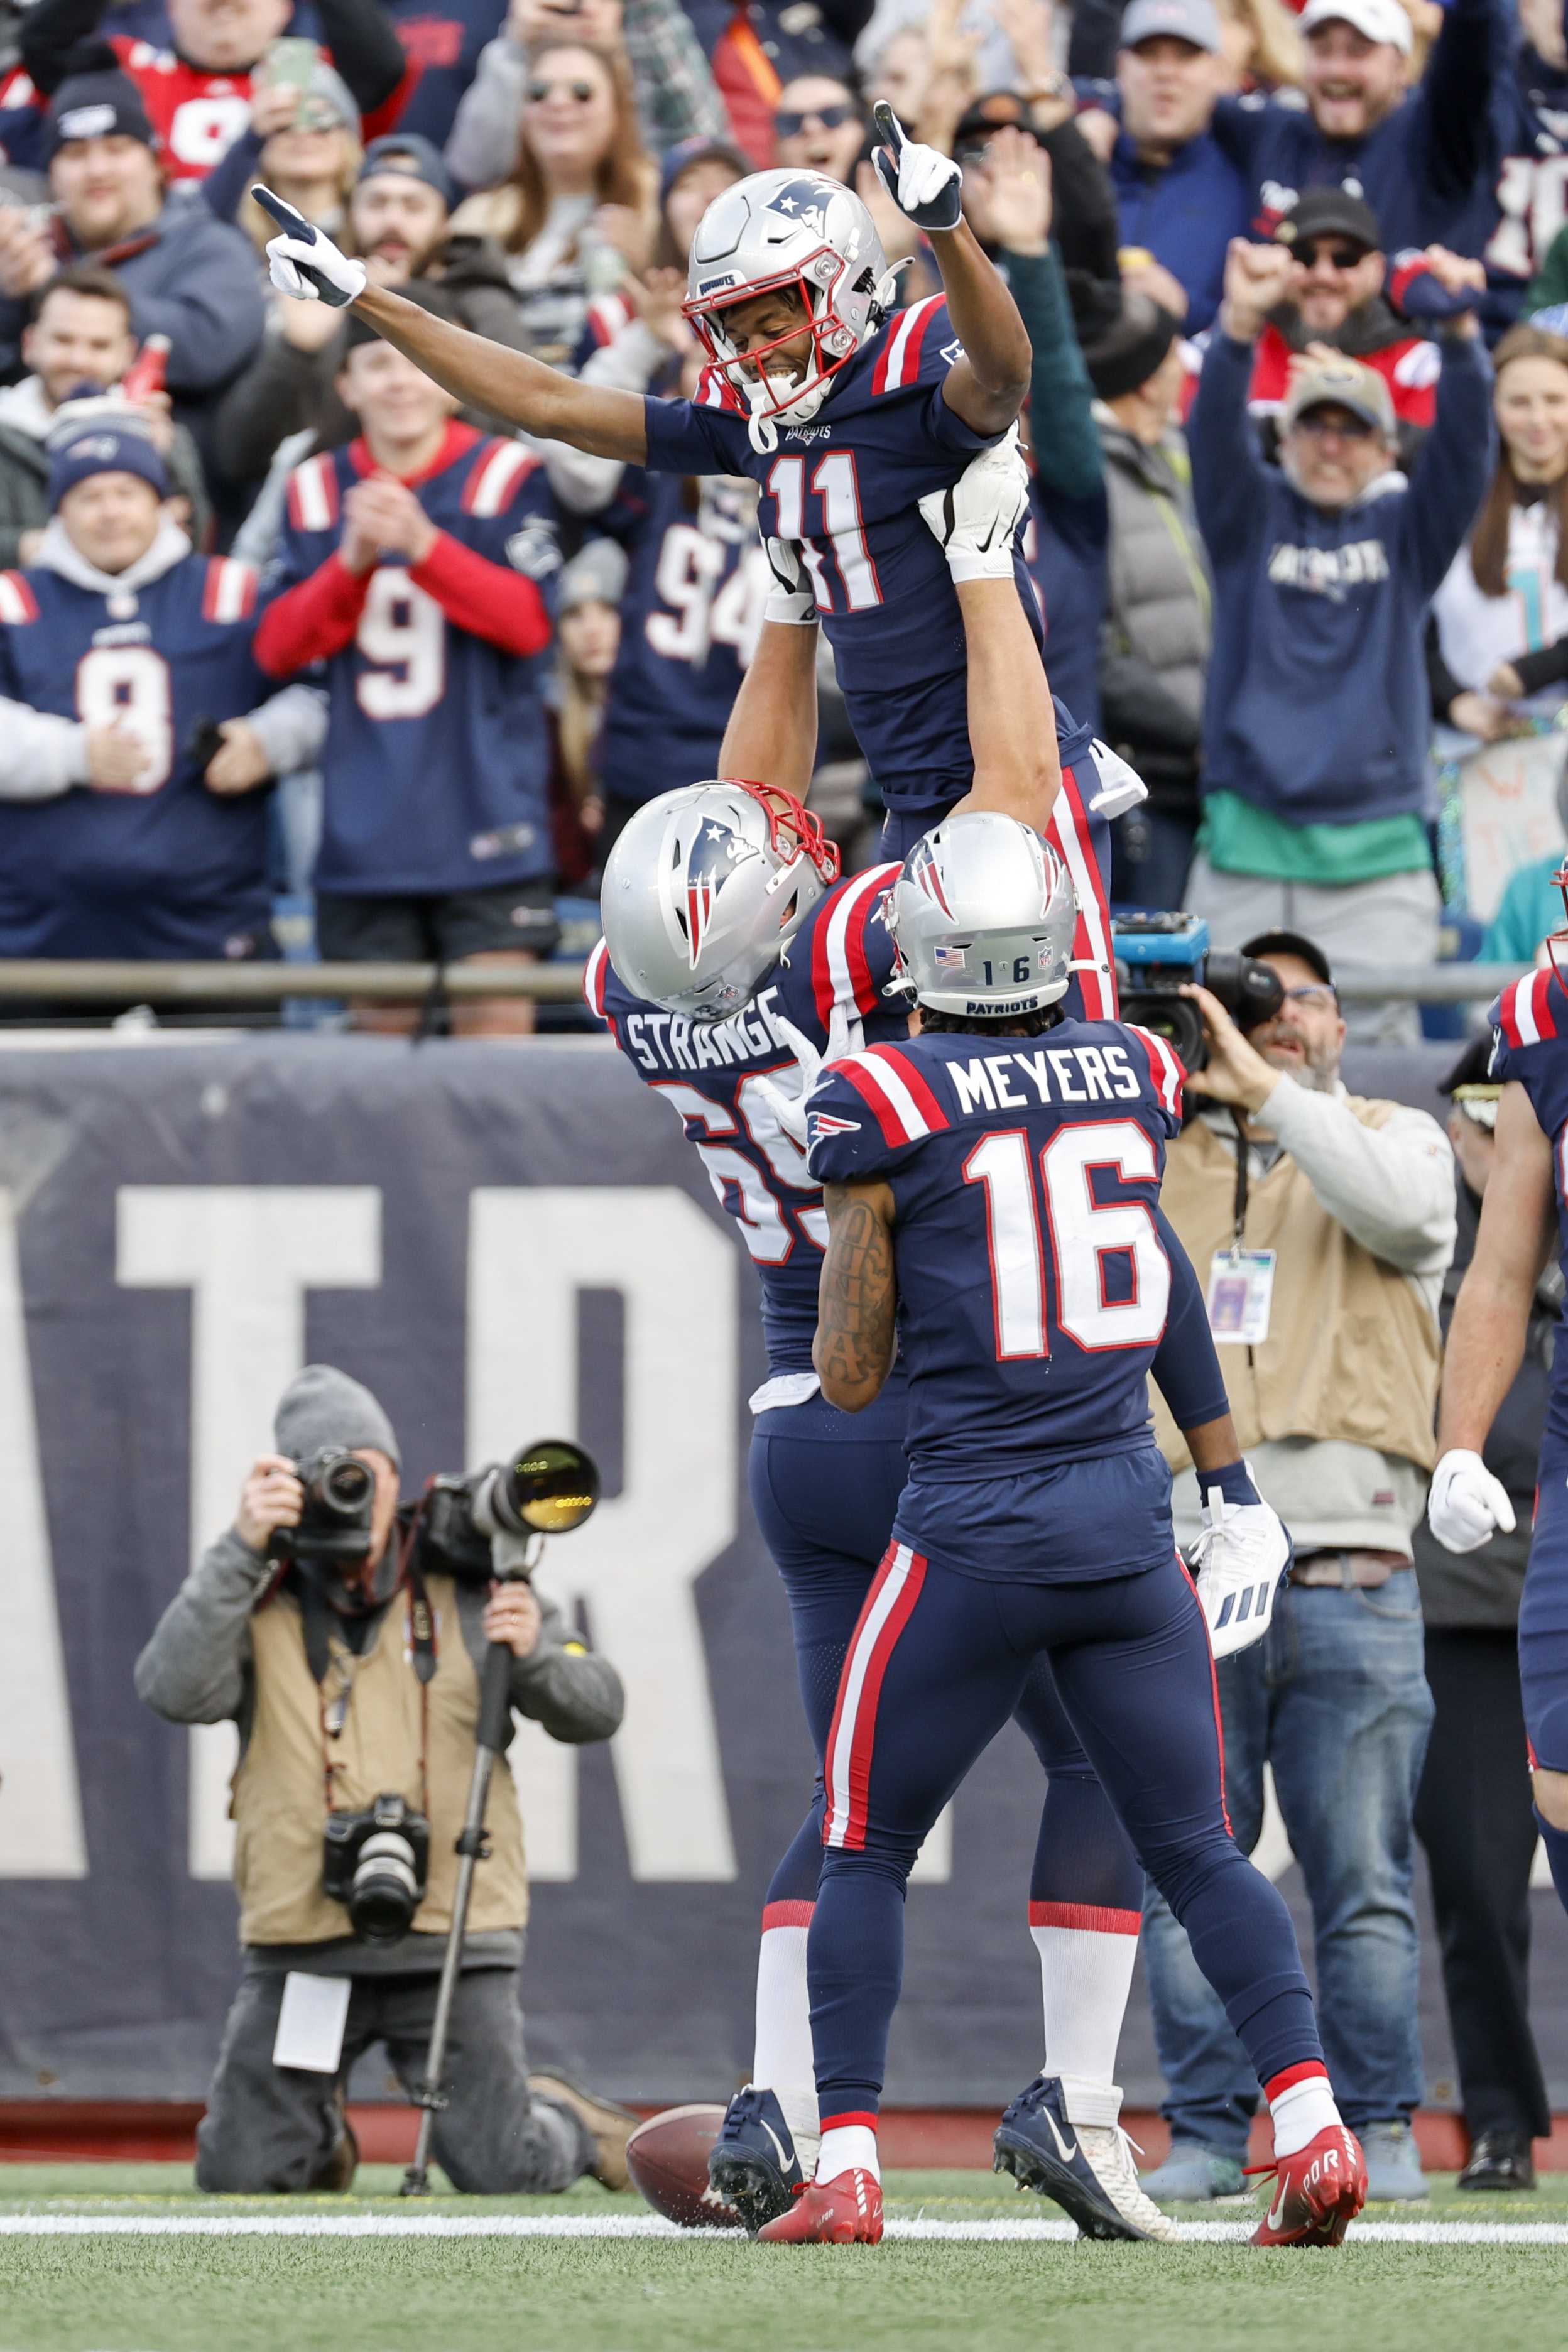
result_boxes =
[527,79,597,102]
[775,101,858,137]
[1292,409,1377,441]
[1292,240,1368,271]
[1279,983,1337,1008]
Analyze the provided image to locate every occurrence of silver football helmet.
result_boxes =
[888,814,1077,1016]
[683,168,898,453]
[601,780,841,1021]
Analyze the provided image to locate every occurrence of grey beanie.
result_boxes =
[274,1364,400,1469]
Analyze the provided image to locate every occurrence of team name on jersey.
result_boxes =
[623,983,790,1075]
[1266,538,1391,592]
[944,1043,1145,1118]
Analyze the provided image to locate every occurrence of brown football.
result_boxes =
[626,2103,744,2231]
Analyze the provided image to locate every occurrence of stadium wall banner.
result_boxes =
[0,1035,1563,2111]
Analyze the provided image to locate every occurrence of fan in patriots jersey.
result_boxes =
[763,812,1364,2251]
[0,418,324,961]
[1430,887,1568,1929]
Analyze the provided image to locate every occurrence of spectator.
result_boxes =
[1253,189,1442,467]
[549,535,625,876]
[1140,935,1454,2206]
[1184,237,1493,1036]
[0,266,209,565]
[202,53,363,249]
[1412,1037,1555,2197]
[1483,0,1568,327]
[253,301,564,1036]
[0,418,324,961]
[772,72,864,183]
[445,40,656,369]
[444,0,726,191]
[1432,324,1568,743]
[0,64,267,442]
[1079,280,1209,910]
[956,89,1123,300]
[18,1,412,182]
[857,0,1030,103]
[681,0,868,166]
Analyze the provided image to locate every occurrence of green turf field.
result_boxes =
[3,2164,1565,2352]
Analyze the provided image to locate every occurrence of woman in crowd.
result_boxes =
[551,540,626,880]
[204,59,362,245]
[447,41,656,373]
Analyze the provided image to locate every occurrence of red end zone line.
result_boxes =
[3,2104,1567,2170]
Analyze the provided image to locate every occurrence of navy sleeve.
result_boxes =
[1400,334,1495,597]
[1150,1212,1233,1434]
[643,391,745,477]
[928,375,1002,458]
[1413,0,1507,206]
[1208,93,1272,178]
[1187,332,1274,568]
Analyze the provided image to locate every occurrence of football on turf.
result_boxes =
[626,2104,744,2230]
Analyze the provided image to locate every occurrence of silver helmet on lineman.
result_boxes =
[683,168,898,453]
[888,814,1078,1016]
[601,780,841,1021]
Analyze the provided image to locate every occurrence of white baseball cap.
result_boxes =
[1300,0,1415,57]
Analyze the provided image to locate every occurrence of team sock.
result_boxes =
[1535,1809,1568,1915]
[817,2120,880,2184]
[751,1902,819,2150]
[1265,2062,1343,2158]
[1030,1901,1140,2129]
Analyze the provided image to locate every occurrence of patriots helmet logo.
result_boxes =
[765,174,838,237]
[906,836,954,916]
[680,819,749,969]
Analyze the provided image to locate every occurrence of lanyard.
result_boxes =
[1228,1108,1250,1258]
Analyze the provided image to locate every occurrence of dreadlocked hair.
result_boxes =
[917,1004,1064,1038]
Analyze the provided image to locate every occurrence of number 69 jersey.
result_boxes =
[804,1021,1186,1475]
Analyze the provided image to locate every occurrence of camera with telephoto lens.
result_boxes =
[321,1792,431,1944]
[1112,913,1284,1073]
[416,1439,601,1582]
[266,1446,376,1565]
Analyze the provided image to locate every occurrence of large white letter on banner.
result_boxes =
[0,1189,86,1875]
[117,1189,382,1877]
[468,1189,738,1881]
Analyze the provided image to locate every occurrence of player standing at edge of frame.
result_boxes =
[766,817,1363,2249]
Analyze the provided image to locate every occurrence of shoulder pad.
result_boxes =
[870,295,952,398]
[783,863,900,1036]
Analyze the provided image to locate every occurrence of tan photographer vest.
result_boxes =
[231,1572,528,1947]
[1152,1099,1441,1478]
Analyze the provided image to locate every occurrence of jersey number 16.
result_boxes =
[964,1120,1171,1359]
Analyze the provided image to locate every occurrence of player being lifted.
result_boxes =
[588,459,1283,2245]
[775,817,1362,2250]
[253,106,1137,1015]
[1429,892,1568,1929]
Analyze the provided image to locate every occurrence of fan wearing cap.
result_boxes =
[0,416,326,962]
[1180,232,1491,1035]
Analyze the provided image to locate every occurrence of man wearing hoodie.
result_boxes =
[136,1365,629,2196]
[0,416,323,962]
[1184,235,1493,1036]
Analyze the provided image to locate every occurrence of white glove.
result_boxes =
[749,1004,861,1150]
[763,535,819,625]
[1087,738,1149,819]
[1189,1476,1292,1660]
[254,183,367,308]
[1427,1448,1517,1554]
[872,100,963,233]
[919,427,1030,582]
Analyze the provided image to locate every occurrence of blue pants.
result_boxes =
[1522,1456,1568,1773]
[1141,1577,1432,2157]
[806,1512,1320,2124]
[748,1393,1143,1924]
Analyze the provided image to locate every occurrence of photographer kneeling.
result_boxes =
[134,1365,627,2196]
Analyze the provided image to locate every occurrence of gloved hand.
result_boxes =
[919,426,1030,581]
[872,100,964,234]
[1086,738,1148,819]
[749,1003,861,1150]
[1188,1477,1292,1660]
[1427,1448,1517,1554]
[763,535,819,624]
[254,183,367,308]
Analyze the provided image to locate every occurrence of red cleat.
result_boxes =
[757,2168,883,2244]
[1250,2125,1367,2247]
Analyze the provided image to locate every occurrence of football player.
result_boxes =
[1429,896,1568,1925]
[770,815,1366,2250]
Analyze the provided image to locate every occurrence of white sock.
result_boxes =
[817,2123,879,2184]
[751,1903,819,2148]
[1268,2064,1342,2159]
[1032,1903,1139,2125]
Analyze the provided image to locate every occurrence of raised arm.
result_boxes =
[718,617,820,800]
[1188,241,1290,566]
[815,1179,899,1411]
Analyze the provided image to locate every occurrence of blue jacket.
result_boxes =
[1189,328,1493,827]
[1107,124,1251,335]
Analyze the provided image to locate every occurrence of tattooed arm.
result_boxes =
[814,1180,898,1412]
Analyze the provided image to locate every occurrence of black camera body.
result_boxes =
[322,1792,431,1944]
[415,1441,601,1582]
[267,1446,376,1565]
[1111,913,1284,1072]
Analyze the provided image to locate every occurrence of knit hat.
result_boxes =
[273,1364,401,1469]
[45,62,156,162]
[288,56,359,136]
[560,536,629,612]
[357,133,454,211]
[1076,285,1182,402]
[47,418,168,508]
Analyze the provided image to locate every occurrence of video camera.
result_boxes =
[1112,913,1283,1072]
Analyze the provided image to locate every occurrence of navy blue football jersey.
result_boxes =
[585,862,906,1378]
[267,425,560,895]
[805,1022,1185,1473]
[641,293,1055,816]
[594,472,773,809]
[1491,966,1568,1457]
[0,552,274,957]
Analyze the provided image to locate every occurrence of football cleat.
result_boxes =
[707,2086,810,2235]
[1248,2125,1367,2247]
[756,2166,883,2243]
[993,2074,1177,2242]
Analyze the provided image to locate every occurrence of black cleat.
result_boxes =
[707,2086,808,2235]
